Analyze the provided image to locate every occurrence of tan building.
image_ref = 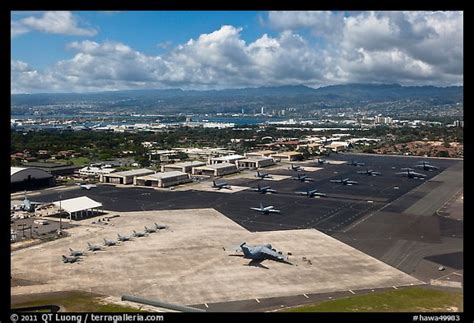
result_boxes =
[237,157,275,169]
[100,168,155,185]
[161,161,206,174]
[244,150,275,158]
[210,154,245,165]
[271,151,303,161]
[192,163,238,177]
[134,171,191,188]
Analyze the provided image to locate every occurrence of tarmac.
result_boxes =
[11,153,463,311]
[11,208,421,307]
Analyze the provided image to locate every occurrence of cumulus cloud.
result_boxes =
[11,11,463,93]
[12,11,97,38]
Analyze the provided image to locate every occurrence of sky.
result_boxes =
[11,11,463,94]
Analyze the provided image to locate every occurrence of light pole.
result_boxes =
[59,194,62,235]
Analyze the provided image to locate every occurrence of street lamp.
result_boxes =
[58,194,62,235]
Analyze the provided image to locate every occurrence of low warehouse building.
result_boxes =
[271,151,303,161]
[134,171,191,188]
[161,161,206,174]
[245,150,275,158]
[11,167,55,192]
[53,196,103,220]
[192,163,238,177]
[100,168,155,185]
[237,157,275,169]
[210,154,245,165]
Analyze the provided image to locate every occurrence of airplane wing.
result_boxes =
[260,248,286,260]
[268,209,281,213]
[250,207,262,211]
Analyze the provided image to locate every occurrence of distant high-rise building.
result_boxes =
[261,107,265,115]
[241,108,244,115]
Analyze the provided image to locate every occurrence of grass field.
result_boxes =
[67,157,90,166]
[283,287,463,312]
[12,291,143,312]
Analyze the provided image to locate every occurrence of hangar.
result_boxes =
[100,168,155,185]
[161,161,206,174]
[236,157,275,169]
[11,167,54,192]
[134,171,192,188]
[210,154,245,165]
[53,196,103,220]
[192,163,238,177]
[271,151,303,161]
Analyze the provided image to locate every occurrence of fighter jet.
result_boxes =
[236,242,291,267]
[62,255,80,263]
[288,163,303,171]
[87,242,102,252]
[251,184,277,194]
[133,230,147,237]
[68,248,84,257]
[212,180,231,190]
[144,226,157,233]
[357,168,381,176]
[295,188,327,198]
[316,158,329,165]
[14,191,43,212]
[103,238,117,246]
[154,223,168,230]
[414,161,439,171]
[117,233,132,242]
[255,171,272,179]
[250,202,281,214]
[330,178,359,185]
[349,160,365,167]
[292,173,315,182]
[396,169,426,179]
[77,183,97,190]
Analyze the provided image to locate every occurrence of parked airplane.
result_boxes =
[252,184,277,194]
[103,238,117,246]
[68,248,84,257]
[13,191,43,212]
[62,255,80,263]
[77,183,97,190]
[330,178,359,185]
[133,230,147,237]
[117,233,132,241]
[288,163,303,171]
[87,242,102,252]
[256,171,272,179]
[154,223,168,230]
[396,169,426,179]
[414,161,439,171]
[144,226,157,233]
[292,173,315,182]
[212,180,231,190]
[316,158,329,165]
[237,242,292,267]
[349,160,365,167]
[357,168,382,176]
[296,188,327,197]
[250,202,281,214]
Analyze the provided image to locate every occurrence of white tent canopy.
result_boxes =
[53,196,103,219]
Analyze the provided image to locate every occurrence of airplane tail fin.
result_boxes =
[69,248,73,252]
[260,201,263,209]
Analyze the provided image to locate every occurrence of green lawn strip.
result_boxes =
[12,291,143,312]
[283,287,462,312]
[67,157,91,166]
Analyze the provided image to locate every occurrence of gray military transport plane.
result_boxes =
[296,188,327,197]
[288,163,303,171]
[234,242,292,268]
[256,171,272,179]
[252,184,277,194]
[62,255,80,263]
[330,178,359,185]
[117,233,132,241]
[154,223,168,230]
[144,226,157,233]
[292,173,315,182]
[69,248,84,257]
[212,180,231,190]
[133,230,147,237]
[77,183,97,190]
[396,169,426,179]
[103,238,117,246]
[87,242,102,252]
[414,161,439,171]
[357,168,382,176]
[250,202,281,214]
[349,160,365,167]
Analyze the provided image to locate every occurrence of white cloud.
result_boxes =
[11,12,463,93]
[12,11,97,38]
